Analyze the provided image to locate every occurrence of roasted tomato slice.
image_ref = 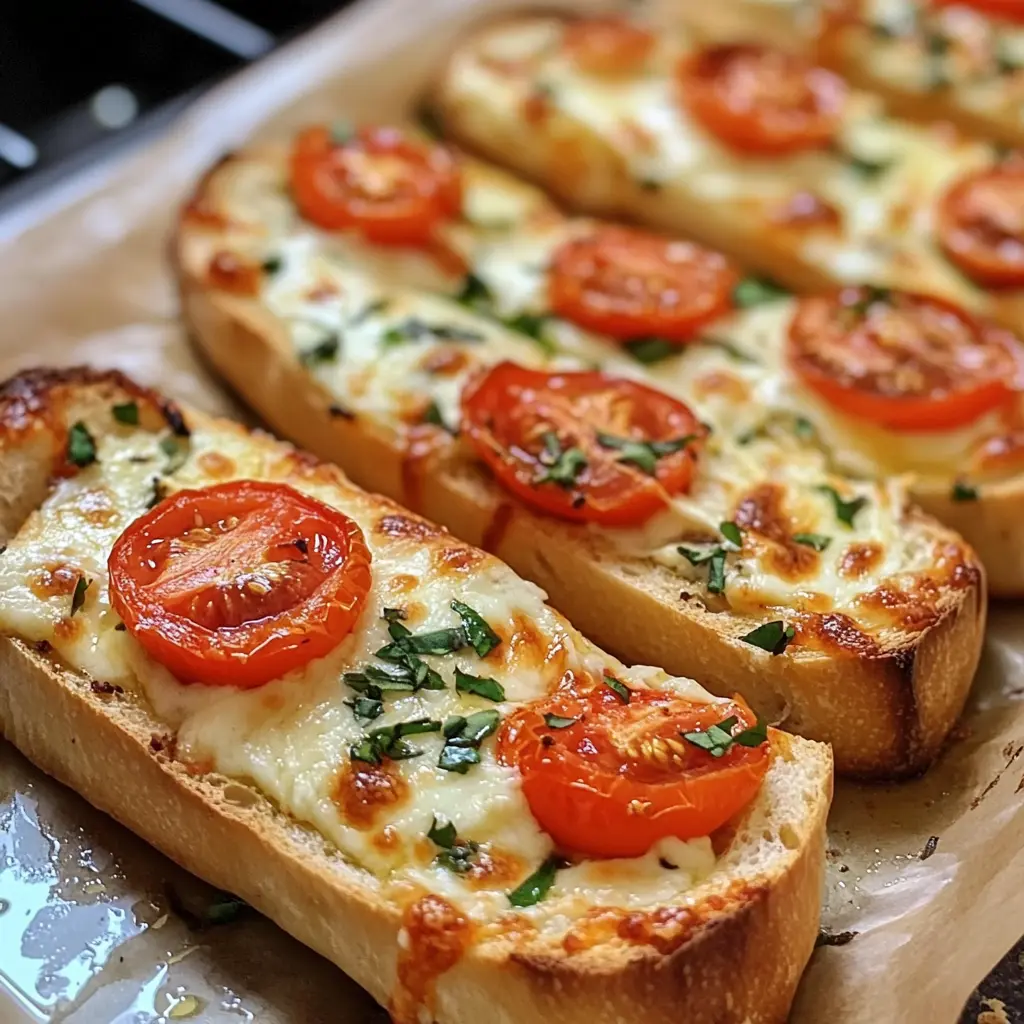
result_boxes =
[563,16,655,74]
[937,166,1024,287]
[461,362,704,527]
[109,480,372,688]
[679,44,846,156]
[549,227,738,343]
[932,0,1024,21]
[788,288,1022,431]
[290,125,462,245]
[498,681,769,858]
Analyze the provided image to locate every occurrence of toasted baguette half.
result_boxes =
[430,14,1024,336]
[0,366,832,1024]
[176,148,986,778]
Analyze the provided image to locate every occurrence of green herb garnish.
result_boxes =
[682,715,768,757]
[732,276,789,308]
[438,710,501,774]
[604,673,631,703]
[536,432,588,488]
[350,718,441,764]
[818,485,869,528]
[792,532,832,552]
[346,695,384,721]
[70,575,91,617]
[428,815,481,873]
[719,521,743,548]
[543,713,580,729]
[951,480,979,502]
[455,272,492,310]
[455,669,506,702]
[261,255,283,275]
[427,815,458,849]
[299,334,340,366]
[383,317,483,347]
[596,433,697,476]
[739,620,795,655]
[422,400,454,433]
[503,312,557,355]
[112,401,139,426]
[451,599,501,657]
[331,120,355,145]
[624,337,679,364]
[67,421,97,468]
[159,435,190,474]
[508,856,560,908]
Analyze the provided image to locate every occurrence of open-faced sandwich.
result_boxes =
[176,126,986,777]
[0,367,832,1024]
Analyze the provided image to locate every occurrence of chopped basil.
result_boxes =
[147,477,169,509]
[450,599,501,657]
[637,176,663,192]
[793,416,816,440]
[604,673,631,703]
[624,337,679,364]
[508,856,560,908]
[455,272,493,310]
[67,421,97,468]
[995,41,1024,75]
[455,668,506,702]
[739,620,795,655]
[792,532,832,552]
[438,744,481,773]
[951,480,979,502]
[536,432,588,488]
[846,285,892,319]
[596,433,697,476]
[543,713,580,729]
[112,401,139,426]
[346,695,384,722]
[682,715,768,758]
[70,575,91,616]
[383,607,406,624]
[438,709,501,772]
[159,435,190,474]
[378,625,466,658]
[732,276,789,308]
[843,152,891,178]
[924,30,951,90]
[422,400,455,433]
[261,255,283,275]
[350,717,441,764]
[719,521,743,549]
[428,815,481,873]
[348,298,390,326]
[818,485,868,528]
[699,334,756,363]
[383,317,483,347]
[299,334,340,366]
[677,544,729,595]
[331,120,355,145]
[427,815,458,849]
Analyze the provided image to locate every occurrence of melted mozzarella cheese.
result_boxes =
[0,413,723,924]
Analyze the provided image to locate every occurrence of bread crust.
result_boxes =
[175,186,986,778]
[0,368,833,1024]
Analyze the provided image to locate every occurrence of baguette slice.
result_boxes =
[0,367,832,1024]
[177,145,986,778]
[430,14,1024,337]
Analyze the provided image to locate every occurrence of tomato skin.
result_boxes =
[290,126,462,245]
[549,227,738,343]
[498,682,769,859]
[109,480,372,688]
[788,288,1022,432]
[460,362,705,527]
[679,44,846,156]
[932,0,1024,22]
[937,166,1024,287]
[563,16,655,74]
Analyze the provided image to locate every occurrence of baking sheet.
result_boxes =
[1,0,1023,1020]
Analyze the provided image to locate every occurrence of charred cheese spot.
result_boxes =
[386,573,421,598]
[182,194,230,230]
[372,824,402,852]
[376,513,445,541]
[971,431,1024,477]
[794,610,878,656]
[306,280,341,302]
[333,759,410,831]
[838,541,884,580]
[462,846,526,890]
[692,370,751,404]
[493,611,565,676]
[30,563,81,600]
[196,450,237,479]
[207,250,261,296]
[392,895,473,1024]
[562,907,624,953]
[733,483,819,582]
[434,544,488,574]
[772,191,842,231]
[522,88,552,124]
[420,345,471,377]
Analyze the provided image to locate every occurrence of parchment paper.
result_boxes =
[0,1,1022,1020]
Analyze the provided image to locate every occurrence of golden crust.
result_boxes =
[0,368,833,1024]
[174,159,986,778]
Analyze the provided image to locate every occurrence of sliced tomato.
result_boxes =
[563,16,654,74]
[548,227,738,343]
[498,680,769,858]
[460,362,704,527]
[932,0,1024,22]
[788,288,1022,431]
[937,165,1024,287]
[109,480,372,688]
[679,44,846,156]
[290,125,462,245]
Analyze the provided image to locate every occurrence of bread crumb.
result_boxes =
[977,997,1010,1024]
